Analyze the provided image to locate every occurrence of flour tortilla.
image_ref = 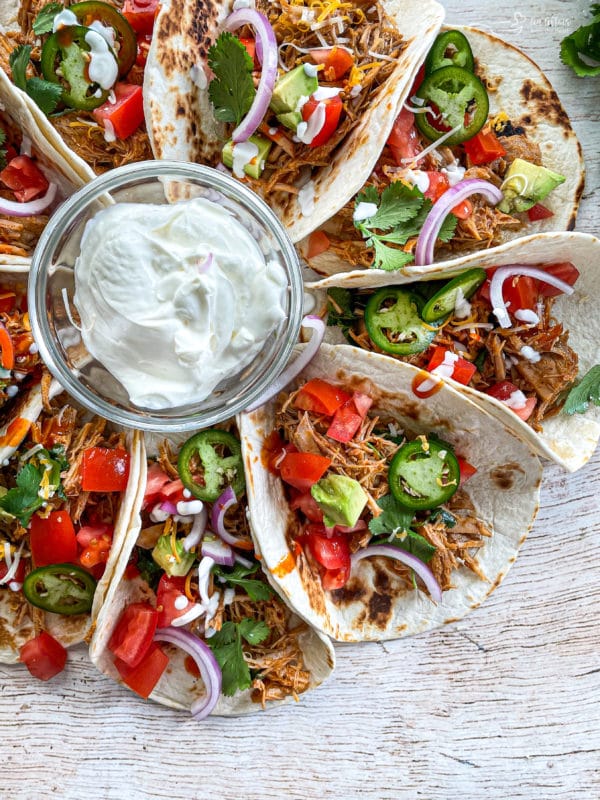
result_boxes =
[0,68,95,268]
[90,432,335,716]
[143,0,445,243]
[301,26,584,278]
[309,231,600,472]
[240,343,541,642]
[0,383,144,663]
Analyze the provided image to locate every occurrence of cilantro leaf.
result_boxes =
[372,240,414,271]
[360,182,424,231]
[0,448,68,526]
[9,46,61,115]
[208,32,256,125]
[32,2,63,35]
[136,548,162,592]
[560,5,600,77]
[208,618,270,696]
[326,287,356,340]
[563,365,600,415]
[388,530,436,564]
[213,561,273,602]
[368,494,414,538]
[437,212,459,243]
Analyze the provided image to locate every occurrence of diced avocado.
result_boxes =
[498,158,566,214]
[152,534,195,577]
[222,134,272,179]
[276,111,302,131]
[311,475,368,529]
[269,65,318,117]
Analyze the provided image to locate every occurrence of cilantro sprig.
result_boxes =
[563,365,600,415]
[368,494,436,564]
[32,2,62,35]
[208,32,256,126]
[213,561,273,602]
[560,5,600,77]
[0,446,68,527]
[207,619,270,696]
[326,288,356,341]
[353,183,458,271]
[9,45,63,116]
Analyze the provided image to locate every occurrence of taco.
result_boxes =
[0,0,153,177]
[239,343,541,642]
[300,26,584,277]
[143,0,444,242]
[0,379,142,679]
[316,231,600,472]
[0,67,95,266]
[90,424,334,718]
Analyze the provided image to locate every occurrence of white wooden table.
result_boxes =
[1,1,598,797]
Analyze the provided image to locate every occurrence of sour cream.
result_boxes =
[85,30,118,90]
[73,198,287,409]
[52,9,77,31]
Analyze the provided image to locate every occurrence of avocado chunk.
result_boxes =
[152,534,195,577]
[222,134,272,179]
[276,111,303,131]
[269,64,318,121]
[311,474,368,529]
[498,158,565,214]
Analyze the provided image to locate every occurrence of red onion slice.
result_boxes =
[183,506,208,552]
[489,264,575,328]
[223,9,278,142]
[0,182,57,217]
[201,536,235,566]
[210,485,248,548]
[154,627,222,720]
[414,179,504,266]
[159,500,178,516]
[351,545,442,603]
[245,315,326,412]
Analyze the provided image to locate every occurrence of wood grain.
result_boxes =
[1,1,599,798]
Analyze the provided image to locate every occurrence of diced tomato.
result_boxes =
[0,555,27,586]
[351,391,373,417]
[387,107,421,163]
[30,511,78,568]
[20,631,67,681]
[321,562,351,591]
[261,431,291,474]
[306,230,331,259]
[92,83,144,140]
[135,33,152,67]
[301,95,343,148]
[527,203,554,222]
[122,0,159,35]
[463,130,506,165]
[457,457,477,484]
[77,524,113,568]
[305,524,351,570]
[451,199,473,220]
[143,462,170,507]
[537,262,580,297]
[426,346,476,386]
[309,46,354,80]
[485,381,537,421]
[115,642,168,699]
[294,379,351,416]
[0,322,14,370]
[81,447,130,492]
[238,36,256,62]
[289,490,324,523]
[503,275,539,314]
[159,478,186,504]
[424,172,472,218]
[156,574,191,628]
[279,451,331,492]
[108,602,158,668]
[326,397,363,443]
[0,155,49,202]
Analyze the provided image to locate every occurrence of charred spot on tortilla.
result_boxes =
[490,462,525,491]
[331,579,367,606]
[485,571,505,598]
[367,592,393,627]
[519,80,570,128]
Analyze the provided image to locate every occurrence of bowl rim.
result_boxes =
[28,160,304,431]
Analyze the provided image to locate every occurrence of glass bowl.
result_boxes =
[28,161,303,432]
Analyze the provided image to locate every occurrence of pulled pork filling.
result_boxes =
[338,284,579,431]
[275,388,492,594]
[0,283,42,408]
[237,1,405,196]
[137,434,313,706]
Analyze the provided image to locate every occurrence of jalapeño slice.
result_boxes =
[414,66,489,146]
[177,429,245,502]
[23,564,97,615]
[364,287,441,356]
[41,25,115,110]
[421,268,487,322]
[425,30,475,75]
[388,439,460,511]
[70,1,137,75]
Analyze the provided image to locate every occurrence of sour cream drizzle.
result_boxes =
[84,30,119,90]
[73,198,287,409]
